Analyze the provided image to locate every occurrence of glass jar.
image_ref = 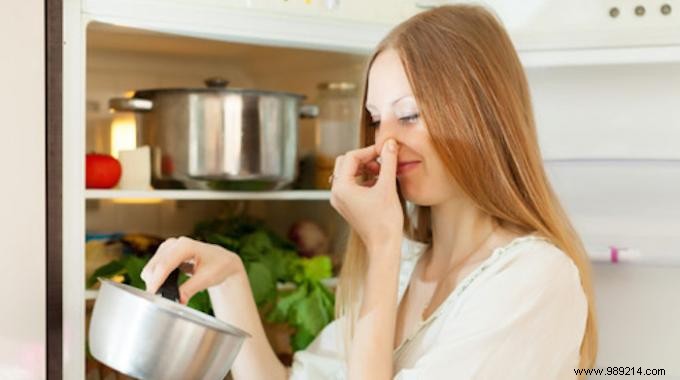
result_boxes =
[314,81,360,189]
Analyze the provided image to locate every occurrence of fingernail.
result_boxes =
[388,139,396,152]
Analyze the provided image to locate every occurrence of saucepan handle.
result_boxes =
[299,104,319,119]
[108,97,153,112]
[204,77,230,88]
[157,268,181,302]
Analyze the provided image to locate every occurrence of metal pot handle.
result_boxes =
[204,77,230,88]
[109,97,153,112]
[157,268,180,302]
[299,104,319,119]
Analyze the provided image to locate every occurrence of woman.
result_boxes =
[141,4,597,379]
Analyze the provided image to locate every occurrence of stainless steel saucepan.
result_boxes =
[88,269,250,380]
[109,78,319,190]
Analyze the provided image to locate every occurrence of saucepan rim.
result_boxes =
[97,277,252,339]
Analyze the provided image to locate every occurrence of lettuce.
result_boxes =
[196,216,335,351]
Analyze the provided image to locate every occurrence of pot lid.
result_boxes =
[131,77,306,100]
[317,81,357,91]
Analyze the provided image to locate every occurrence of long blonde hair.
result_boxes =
[335,4,598,372]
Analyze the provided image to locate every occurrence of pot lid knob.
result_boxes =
[204,77,230,88]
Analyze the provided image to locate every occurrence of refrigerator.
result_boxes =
[2,0,679,378]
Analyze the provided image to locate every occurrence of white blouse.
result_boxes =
[288,235,588,380]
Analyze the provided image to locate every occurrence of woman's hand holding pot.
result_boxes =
[141,236,290,379]
[141,236,244,304]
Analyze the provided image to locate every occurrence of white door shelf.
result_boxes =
[519,45,680,68]
[85,189,332,201]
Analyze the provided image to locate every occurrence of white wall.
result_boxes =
[0,0,46,379]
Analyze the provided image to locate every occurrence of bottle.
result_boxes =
[314,81,360,189]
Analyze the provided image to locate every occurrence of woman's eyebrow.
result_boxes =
[365,94,414,110]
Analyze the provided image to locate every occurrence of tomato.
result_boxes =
[86,153,122,189]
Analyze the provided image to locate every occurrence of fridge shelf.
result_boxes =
[85,189,332,201]
[520,45,680,68]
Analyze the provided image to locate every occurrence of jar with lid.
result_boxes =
[314,81,360,189]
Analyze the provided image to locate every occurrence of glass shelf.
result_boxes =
[85,189,332,201]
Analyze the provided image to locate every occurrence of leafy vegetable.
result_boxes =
[86,260,125,288]
[245,261,276,305]
[194,215,335,351]
[295,255,333,283]
[122,255,149,289]
[266,286,308,324]
[179,272,212,314]
[267,280,335,350]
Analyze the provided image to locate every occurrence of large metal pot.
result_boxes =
[109,78,318,190]
[89,273,250,380]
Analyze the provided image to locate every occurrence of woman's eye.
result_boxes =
[368,113,419,128]
[399,113,420,124]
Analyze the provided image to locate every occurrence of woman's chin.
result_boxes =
[399,184,438,207]
[398,181,417,202]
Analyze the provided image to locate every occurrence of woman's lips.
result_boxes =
[397,161,420,175]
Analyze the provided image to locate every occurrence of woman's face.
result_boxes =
[366,49,460,206]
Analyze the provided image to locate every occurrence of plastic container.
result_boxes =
[314,82,360,189]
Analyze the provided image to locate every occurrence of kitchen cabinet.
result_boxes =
[61,0,680,378]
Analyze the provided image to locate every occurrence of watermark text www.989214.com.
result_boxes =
[574,367,666,376]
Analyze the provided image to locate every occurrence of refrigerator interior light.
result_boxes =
[110,113,136,159]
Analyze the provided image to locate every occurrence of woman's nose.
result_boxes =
[374,120,402,152]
